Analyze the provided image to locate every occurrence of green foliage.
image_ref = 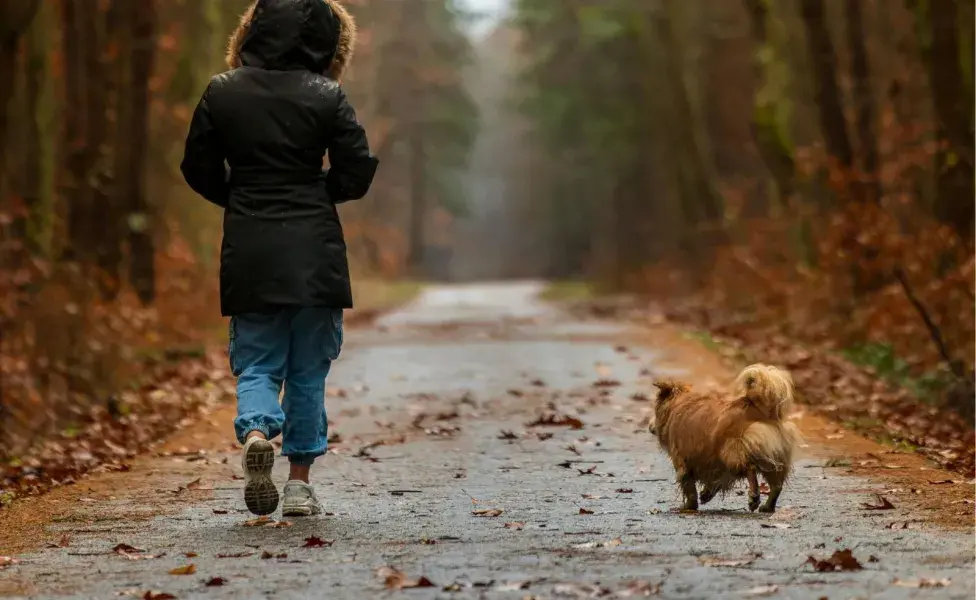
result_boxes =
[540,280,594,302]
[842,342,953,402]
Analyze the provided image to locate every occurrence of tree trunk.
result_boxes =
[799,0,854,177]
[125,0,157,304]
[743,0,796,212]
[13,18,44,252]
[407,134,427,275]
[94,0,125,299]
[926,0,975,240]
[0,0,40,208]
[844,0,881,204]
[657,2,724,228]
[60,0,90,263]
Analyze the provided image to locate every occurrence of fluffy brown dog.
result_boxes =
[652,364,799,513]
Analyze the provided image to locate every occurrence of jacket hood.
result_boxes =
[226,0,357,80]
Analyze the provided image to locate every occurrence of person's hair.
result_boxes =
[225,0,358,81]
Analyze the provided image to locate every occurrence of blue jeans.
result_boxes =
[229,307,343,466]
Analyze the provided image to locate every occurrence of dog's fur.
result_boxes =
[226,0,358,81]
[652,364,799,513]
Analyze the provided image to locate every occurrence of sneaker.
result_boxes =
[241,437,278,515]
[281,480,322,516]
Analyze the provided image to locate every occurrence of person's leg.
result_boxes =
[230,312,289,515]
[280,307,343,516]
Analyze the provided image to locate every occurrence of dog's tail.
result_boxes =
[727,421,799,473]
[653,380,690,404]
[733,364,794,421]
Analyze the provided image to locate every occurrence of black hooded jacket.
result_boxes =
[181,0,377,316]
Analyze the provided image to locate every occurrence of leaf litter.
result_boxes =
[861,495,896,510]
[376,566,436,590]
[805,549,863,572]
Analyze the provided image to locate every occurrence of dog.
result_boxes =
[651,364,799,513]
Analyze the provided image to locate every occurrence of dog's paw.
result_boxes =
[699,488,716,505]
[748,495,760,512]
[758,504,776,514]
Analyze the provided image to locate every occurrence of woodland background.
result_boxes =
[1,0,973,497]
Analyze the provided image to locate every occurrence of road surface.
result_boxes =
[2,283,973,599]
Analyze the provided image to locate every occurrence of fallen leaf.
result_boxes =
[744,584,779,596]
[270,521,293,528]
[592,379,621,388]
[698,556,754,567]
[615,488,634,494]
[504,522,526,530]
[629,393,651,402]
[573,537,623,549]
[894,578,951,588]
[47,534,72,548]
[536,432,554,441]
[212,509,228,515]
[216,552,254,558]
[472,509,504,517]
[142,592,177,600]
[582,494,603,500]
[862,495,895,510]
[617,580,662,596]
[498,430,519,440]
[302,536,333,548]
[578,507,594,515]
[376,566,436,590]
[260,551,288,559]
[242,516,272,527]
[805,549,862,572]
[554,583,611,597]
[760,523,791,529]
[527,412,584,430]
[168,564,196,576]
[183,552,198,558]
[113,543,146,555]
[205,577,227,587]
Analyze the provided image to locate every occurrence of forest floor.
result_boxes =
[0,282,973,599]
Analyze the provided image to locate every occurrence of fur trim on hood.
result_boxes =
[225,0,357,81]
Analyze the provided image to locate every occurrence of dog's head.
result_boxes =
[650,380,689,435]
[653,380,690,402]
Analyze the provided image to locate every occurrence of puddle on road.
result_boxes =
[334,340,668,402]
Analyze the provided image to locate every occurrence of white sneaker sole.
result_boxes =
[281,503,320,517]
[243,440,278,515]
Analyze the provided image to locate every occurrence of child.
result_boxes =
[180,0,377,517]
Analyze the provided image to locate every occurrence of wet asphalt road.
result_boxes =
[4,282,974,599]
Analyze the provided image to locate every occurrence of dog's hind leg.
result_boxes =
[699,484,716,505]
[758,468,786,513]
[746,468,760,512]
[678,470,698,511]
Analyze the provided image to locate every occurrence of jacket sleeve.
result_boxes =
[180,82,230,208]
[326,88,379,203]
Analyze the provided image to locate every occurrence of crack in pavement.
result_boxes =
[2,283,973,599]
